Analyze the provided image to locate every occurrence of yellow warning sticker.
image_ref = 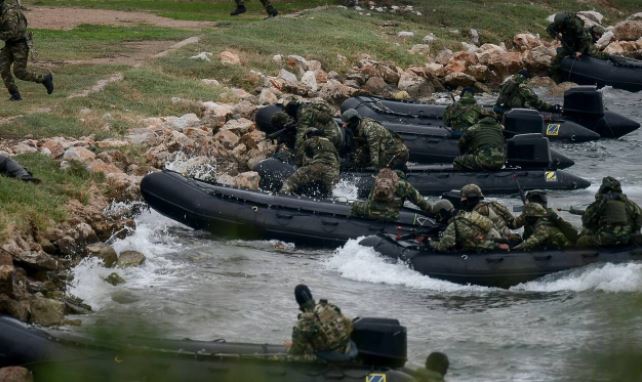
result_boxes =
[545,171,558,182]
[366,373,387,382]
[546,123,560,136]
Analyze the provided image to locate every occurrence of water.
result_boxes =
[68,88,642,381]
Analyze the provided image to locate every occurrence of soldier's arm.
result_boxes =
[0,10,24,41]
[364,128,381,167]
[458,129,471,152]
[510,213,525,229]
[581,202,600,230]
[403,182,432,213]
[432,222,457,252]
[288,320,313,355]
[514,228,547,251]
[520,85,554,112]
[494,202,517,227]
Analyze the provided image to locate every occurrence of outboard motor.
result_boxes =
[563,86,605,117]
[506,133,553,169]
[502,108,545,136]
[351,317,407,368]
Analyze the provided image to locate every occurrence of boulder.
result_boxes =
[397,31,415,38]
[315,69,328,84]
[444,72,476,88]
[30,297,65,326]
[306,59,323,72]
[613,20,642,41]
[364,76,387,93]
[86,243,118,267]
[286,55,308,75]
[234,171,260,190]
[469,28,480,45]
[318,80,358,102]
[577,11,604,28]
[0,367,33,382]
[466,64,488,81]
[0,256,14,296]
[278,69,298,84]
[480,49,523,78]
[166,113,200,131]
[104,272,126,286]
[87,159,123,176]
[409,44,431,55]
[301,71,318,92]
[214,130,240,149]
[444,60,467,74]
[62,147,95,163]
[258,88,278,105]
[604,40,642,57]
[117,251,146,268]
[422,33,436,44]
[272,54,283,66]
[219,50,241,65]
[435,49,454,65]
[513,33,543,51]
[221,118,254,134]
[452,51,479,66]
[13,251,59,271]
[12,141,37,155]
[40,138,65,159]
[424,63,445,77]
[596,30,615,49]
[397,70,424,90]
[523,45,556,70]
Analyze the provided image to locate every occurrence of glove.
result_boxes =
[553,104,562,113]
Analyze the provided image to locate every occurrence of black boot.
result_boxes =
[42,73,54,94]
[230,5,246,16]
[266,6,278,17]
[9,89,22,101]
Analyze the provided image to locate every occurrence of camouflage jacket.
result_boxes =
[295,102,342,163]
[300,136,340,169]
[0,2,27,42]
[495,76,555,112]
[546,12,593,54]
[413,369,445,382]
[474,200,516,238]
[458,117,505,154]
[431,211,500,252]
[357,118,407,169]
[514,217,569,251]
[351,179,431,221]
[442,93,485,131]
[581,192,642,245]
[513,207,558,240]
[289,300,352,356]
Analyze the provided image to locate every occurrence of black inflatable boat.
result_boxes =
[141,170,437,247]
[0,316,419,382]
[255,158,591,197]
[559,55,642,93]
[341,87,640,139]
[360,234,642,288]
[256,106,576,167]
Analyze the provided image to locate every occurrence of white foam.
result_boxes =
[324,239,490,292]
[513,262,642,293]
[332,179,359,200]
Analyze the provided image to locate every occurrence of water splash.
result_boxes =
[165,152,218,181]
[332,179,359,200]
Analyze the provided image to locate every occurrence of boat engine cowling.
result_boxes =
[563,86,605,116]
[503,108,545,135]
[506,133,553,169]
[351,317,407,368]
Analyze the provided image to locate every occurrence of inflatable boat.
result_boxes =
[255,106,576,167]
[341,86,640,139]
[559,55,642,93]
[360,234,642,288]
[0,315,419,382]
[141,170,438,247]
[255,158,591,197]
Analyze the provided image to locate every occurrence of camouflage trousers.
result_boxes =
[550,46,609,82]
[281,163,339,197]
[235,0,273,8]
[0,42,48,94]
[576,229,638,248]
[453,147,505,171]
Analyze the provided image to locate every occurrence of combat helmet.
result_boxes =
[460,184,484,199]
[598,176,622,195]
[433,199,455,215]
[523,202,548,217]
[341,108,361,123]
[295,284,315,312]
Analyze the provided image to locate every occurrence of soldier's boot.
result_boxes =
[42,73,54,95]
[8,89,22,101]
[230,5,246,16]
[265,6,278,17]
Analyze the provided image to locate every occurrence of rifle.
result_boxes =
[513,174,527,204]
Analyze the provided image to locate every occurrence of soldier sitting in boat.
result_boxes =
[576,176,642,248]
[414,352,450,382]
[442,87,487,132]
[513,203,572,251]
[453,116,506,171]
[459,183,521,244]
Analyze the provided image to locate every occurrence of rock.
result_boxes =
[40,138,65,159]
[301,71,318,92]
[11,141,37,155]
[0,256,14,296]
[286,55,308,75]
[62,147,95,163]
[461,42,480,53]
[0,367,33,382]
[278,68,298,84]
[117,251,146,268]
[258,88,278,105]
[214,130,240,149]
[306,60,323,72]
[523,45,556,70]
[444,72,476,88]
[86,159,123,175]
[613,20,642,41]
[216,173,235,186]
[233,101,258,119]
[435,49,454,65]
[219,50,241,65]
[30,297,65,326]
[467,64,488,81]
[409,44,431,55]
[104,272,126,286]
[513,33,543,51]
[221,118,254,134]
[604,40,642,57]
[596,30,615,49]
[13,251,59,271]
[272,54,283,66]
[364,76,387,93]
[96,139,129,149]
[477,43,507,64]
[234,171,260,190]
[190,52,212,62]
[318,79,358,103]
[469,28,480,45]
[75,222,98,243]
[444,60,467,74]
[424,63,444,77]
[86,243,118,267]
[397,70,424,90]
[577,11,604,28]
[397,31,414,38]
[390,90,410,100]
[167,113,200,131]
[105,173,142,201]
[479,48,523,78]
[453,51,478,65]
[201,79,220,87]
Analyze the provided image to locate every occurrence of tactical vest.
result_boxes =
[604,199,629,225]
[312,301,351,352]
[454,211,494,248]
[469,121,504,150]
[304,137,340,167]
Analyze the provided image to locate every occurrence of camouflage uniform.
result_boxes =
[442,92,485,131]
[513,203,570,251]
[413,369,445,382]
[351,171,431,222]
[474,200,518,240]
[453,117,505,171]
[431,210,501,252]
[294,102,343,164]
[353,118,409,170]
[289,299,353,356]
[547,12,609,82]
[495,74,555,113]
[281,136,340,197]
[0,1,49,96]
[576,177,642,247]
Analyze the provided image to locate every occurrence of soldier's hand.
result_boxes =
[497,243,510,251]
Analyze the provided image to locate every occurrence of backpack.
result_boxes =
[313,300,352,351]
[372,168,399,202]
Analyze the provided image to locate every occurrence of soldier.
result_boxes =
[576,177,642,247]
[442,87,486,132]
[0,0,53,101]
[289,284,354,358]
[432,199,455,226]
[494,69,559,115]
[513,203,570,251]
[414,352,450,382]
[351,168,432,222]
[280,129,340,197]
[453,116,506,171]
[512,190,576,242]
[430,207,505,252]
[342,108,409,171]
[230,0,278,17]
[459,183,520,243]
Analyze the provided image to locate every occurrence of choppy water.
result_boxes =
[69,88,642,382]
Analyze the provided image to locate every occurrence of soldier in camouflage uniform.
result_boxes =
[576,176,642,247]
[289,284,353,357]
[0,0,53,101]
[459,183,520,243]
[453,116,506,171]
[414,352,449,382]
[547,12,609,82]
[430,207,504,252]
[231,0,278,17]
[352,168,432,222]
[442,87,487,132]
[280,129,340,197]
[494,69,559,115]
[513,203,570,251]
[342,108,409,171]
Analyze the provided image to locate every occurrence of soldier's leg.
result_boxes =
[453,154,478,171]
[479,148,505,171]
[10,44,48,84]
[231,0,247,15]
[259,0,278,17]
[550,47,571,83]
[0,46,19,97]
[576,232,599,248]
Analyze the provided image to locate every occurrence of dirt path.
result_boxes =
[25,6,215,30]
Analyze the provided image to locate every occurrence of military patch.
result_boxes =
[546,124,560,136]
[545,171,558,182]
[366,373,387,382]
